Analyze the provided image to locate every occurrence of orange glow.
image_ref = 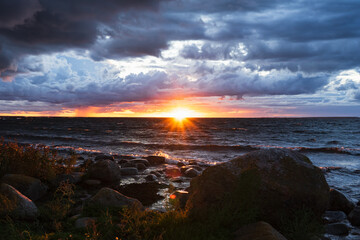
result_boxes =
[170,194,176,200]
[169,107,193,121]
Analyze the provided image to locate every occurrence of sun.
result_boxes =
[169,107,192,121]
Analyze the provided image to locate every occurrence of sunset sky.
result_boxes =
[0,0,360,117]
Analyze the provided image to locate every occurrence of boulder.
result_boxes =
[83,179,101,187]
[325,223,349,236]
[186,149,330,227]
[75,217,96,228]
[234,221,287,240]
[348,206,360,226]
[1,174,48,201]
[184,168,200,178]
[170,190,189,209]
[122,162,136,168]
[87,187,143,209]
[322,211,347,223]
[145,156,166,165]
[87,160,121,183]
[329,189,355,214]
[120,167,139,176]
[0,183,38,220]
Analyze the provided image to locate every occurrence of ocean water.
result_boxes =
[1,117,360,202]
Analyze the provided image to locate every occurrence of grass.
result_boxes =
[0,140,325,240]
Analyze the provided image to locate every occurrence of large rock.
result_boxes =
[0,183,38,220]
[328,189,355,214]
[87,187,143,209]
[87,160,121,183]
[119,167,139,176]
[234,221,287,240]
[1,174,48,201]
[186,149,330,226]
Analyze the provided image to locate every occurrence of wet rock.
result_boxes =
[186,149,330,227]
[329,189,355,214]
[165,167,181,178]
[184,168,200,178]
[146,156,166,165]
[133,159,150,167]
[1,174,48,201]
[87,160,121,184]
[188,160,198,165]
[117,182,166,206]
[120,167,139,176]
[75,217,96,228]
[122,162,136,168]
[88,187,143,209]
[77,156,85,160]
[118,159,128,165]
[325,223,349,236]
[94,154,114,161]
[177,161,186,167]
[0,183,38,220]
[145,174,157,182]
[348,206,360,226]
[136,163,147,171]
[322,211,347,223]
[234,221,287,240]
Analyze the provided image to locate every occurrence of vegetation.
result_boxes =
[0,141,324,240]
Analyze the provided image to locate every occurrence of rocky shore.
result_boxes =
[1,144,359,239]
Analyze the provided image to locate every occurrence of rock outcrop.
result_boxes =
[186,149,330,227]
[234,221,287,240]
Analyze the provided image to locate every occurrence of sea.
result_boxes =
[1,117,360,203]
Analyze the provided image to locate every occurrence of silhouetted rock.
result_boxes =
[322,211,347,223]
[329,189,355,214]
[135,163,147,171]
[145,174,157,182]
[170,190,189,209]
[184,168,200,178]
[1,174,47,201]
[325,223,349,236]
[132,159,150,167]
[87,160,121,184]
[348,206,360,226]
[234,221,287,240]
[165,167,181,178]
[186,149,330,227]
[0,183,38,220]
[87,187,143,209]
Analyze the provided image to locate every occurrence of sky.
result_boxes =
[0,0,360,117]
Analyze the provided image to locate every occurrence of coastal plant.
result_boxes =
[0,140,58,181]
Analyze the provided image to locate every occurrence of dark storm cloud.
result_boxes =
[1,0,360,109]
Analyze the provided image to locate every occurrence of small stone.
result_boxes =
[165,167,181,178]
[348,206,360,226]
[329,189,355,214]
[136,163,147,171]
[145,174,157,182]
[133,159,150,167]
[325,223,349,236]
[87,160,121,184]
[322,211,347,223]
[122,162,136,168]
[118,159,128,165]
[75,217,96,228]
[150,171,162,177]
[146,156,166,165]
[184,168,200,178]
[120,167,139,176]
[177,162,186,167]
